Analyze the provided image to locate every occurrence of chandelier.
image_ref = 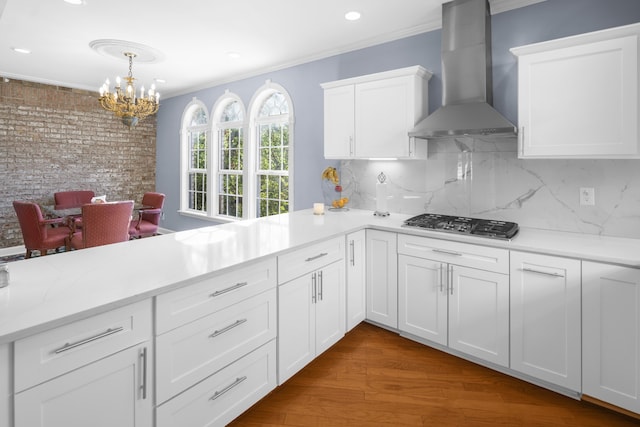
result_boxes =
[98,52,159,127]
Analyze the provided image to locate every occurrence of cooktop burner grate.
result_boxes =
[403,214,519,240]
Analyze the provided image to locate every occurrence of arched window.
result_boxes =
[248,82,294,218]
[178,83,293,222]
[212,93,246,219]
[180,99,209,214]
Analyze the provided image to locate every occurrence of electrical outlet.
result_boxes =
[580,187,595,206]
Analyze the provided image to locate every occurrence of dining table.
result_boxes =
[41,203,154,220]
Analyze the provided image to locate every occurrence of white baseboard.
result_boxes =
[0,246,24,257]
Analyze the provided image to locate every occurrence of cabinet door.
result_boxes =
[366,230,398,328]
[398,255,447,345]
[315,261,345,355]
[278,274,315,384]
[323,85,355,158]
[15,344,152,427]
[346,230,366,331]
[583,261,640,414]
[510,252,581,391]
[0,343,10,427]
[516,35,638,158]
[355,76,413,158]
[448,266,509,367]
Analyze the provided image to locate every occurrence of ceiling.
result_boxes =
[0,0,543,99]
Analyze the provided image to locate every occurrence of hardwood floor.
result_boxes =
[229,322,638,427]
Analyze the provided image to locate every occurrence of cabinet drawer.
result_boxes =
[278,236,344,284]
[156,257,277,334]
[398,234,508,274]
[156,288,277,404]
[14,299,151,393]
[156,340,277,427]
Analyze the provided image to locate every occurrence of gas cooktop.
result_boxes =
[402,213,519,240]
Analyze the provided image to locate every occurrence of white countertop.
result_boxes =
[2,208,640,343]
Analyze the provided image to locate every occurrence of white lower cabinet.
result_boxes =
[278,259,345,384]
[510,252,581,391]
[156,340,277,427]
[583,261,640,414]
[13,300,153,427]
[346,230,366,331]
[366,230,398,328]
[398,234,509,367]
[15,343,152,427]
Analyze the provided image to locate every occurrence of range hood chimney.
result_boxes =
[409,0,517,139]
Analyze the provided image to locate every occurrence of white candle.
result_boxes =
[313,203,325,215]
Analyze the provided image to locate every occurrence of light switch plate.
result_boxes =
[580,187,595,206]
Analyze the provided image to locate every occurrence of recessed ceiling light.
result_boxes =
[12,47,31,54]
[227,51,241,59]
[63,0,85,5]
[345,11,361,21]
[154,78,166,84]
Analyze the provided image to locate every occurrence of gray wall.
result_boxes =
[156,0,640,233]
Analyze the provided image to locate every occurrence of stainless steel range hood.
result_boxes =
[409,0,517,139]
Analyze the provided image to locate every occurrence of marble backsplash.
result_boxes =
[340,137,640,239]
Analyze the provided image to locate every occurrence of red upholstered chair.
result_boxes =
[67,201,134,250]
[13,201,70,258]
[54,190,95,209]
[129,192,165,238]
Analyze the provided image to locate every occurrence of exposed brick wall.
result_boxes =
[0,79,156,248]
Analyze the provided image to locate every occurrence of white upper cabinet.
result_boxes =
[322,66,432,159]
[511,23,640,158]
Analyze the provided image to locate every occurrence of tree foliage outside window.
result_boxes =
[257,92,289,218]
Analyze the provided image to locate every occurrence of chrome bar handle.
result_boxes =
[53,326,124,354]
[432,248,462,257]
[350,240,355,266]
[312,272,317,304]
[139,347,148,400]
[520,126,525,157]
[349,136,354,156]
[209,319,247,338]
[521,268,565,278]
[306,252,328,262]
[210,376,247,401]
[210,281,248,298]
[449,265,454,295]
[318,270,324,301]
[439,263,444,293]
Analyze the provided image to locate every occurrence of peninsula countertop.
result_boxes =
[2,208,640,344]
